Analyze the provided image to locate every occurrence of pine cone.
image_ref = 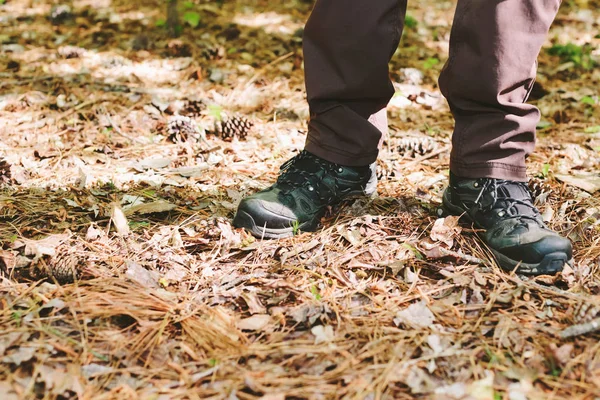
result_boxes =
[376,160,396,180]
[528,178,553,202]
[196,217,228,239]
[0,158,12,184]
[573,302,600,324]
[213,113,254,141]
[396,136,437,157]
[30,246,80,284]
[49,252,79,284]
[201,45,225,60]
[182,99,206,118]
[167,115,202,143]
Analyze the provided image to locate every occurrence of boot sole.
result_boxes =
[441,189,572,275]
[234,189,376,240]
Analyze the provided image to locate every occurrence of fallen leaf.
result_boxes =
[555,173,600,193]
[125,261,158,288]
[0,250,16,270]
[81,363,114,379]
[85,225,104,241]
[394,301,435,329]
[466,371,495,400]
[241,292,267,315]
[124,200,177,215]
[2,346,36,365]
[426,334,444,354]
[434,382,467,399]
[0,382,19,400]
[0,332,30,356]
[237,314,270,331]
[14,233,70,262]
[137,157,173,170]
[169,165,209,177]
[311,325,334,344]
[110,203,130,236]
[259,394,285,400]
[430,216,461,248]
[549,343,574,366]
[40,298,66,311]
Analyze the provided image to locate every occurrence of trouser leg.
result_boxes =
[303,0,407,167]
[439,0,561,181]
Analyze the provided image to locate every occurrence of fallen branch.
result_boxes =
[560,317,600,339]
[437,246,487,265]
[397,145,451,171]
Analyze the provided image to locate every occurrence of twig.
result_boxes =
[560,317,600,338]
[517,278,588,302]
[243,52,294,89]
[99,106,145,144]
[397,145,451,171]
[437,246,487,265]
[55,99,106,122]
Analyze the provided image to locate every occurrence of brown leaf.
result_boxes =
[0,250,16,271]
[241,292,267,315]
[549,343,574,367]
[430,216,461,248]
[110,203,130,236]
[311,325,334,344]
[555,173,600,193]
[125,262,158,288]
[394,301,436,329]
[124,200,176,216]
[237,314,270,331]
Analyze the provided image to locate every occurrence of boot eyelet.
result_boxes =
[474,182,479,188]
[338,168,343,173]
[498,211,505,217]
[308,186,314,191]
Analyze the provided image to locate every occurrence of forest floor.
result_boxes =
[1,0,600,399]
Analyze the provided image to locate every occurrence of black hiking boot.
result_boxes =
[441,172,573,275]
[234,150,377,239]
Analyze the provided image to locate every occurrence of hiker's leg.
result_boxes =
[303,0,407,166]
[439,0,560,181]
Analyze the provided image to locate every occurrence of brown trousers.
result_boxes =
[303,0,561,181]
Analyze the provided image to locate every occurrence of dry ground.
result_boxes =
[1,0,600,399]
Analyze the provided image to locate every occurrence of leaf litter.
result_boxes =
[0,0,600,398]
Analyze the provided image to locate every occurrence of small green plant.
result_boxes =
[539,163,550,178]
[11,311,22,325]
[405,15,418,29]
[547,42,596,70]
[536,120,552,130]
[402,243,424,260]
[584,125,600,134]
[129,221,150,231]
[310,285,322,301]
[208,104,223,121]
[423,57,440,70]
[183,11,200,28]
[292,220,301,236]
[423,57,440,69]
[581,96,598,106]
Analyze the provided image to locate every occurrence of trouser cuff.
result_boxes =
[305,138,379,167]
[450,158,528,182]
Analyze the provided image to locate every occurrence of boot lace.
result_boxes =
[277,151,342,204]
[472,178,541,223]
